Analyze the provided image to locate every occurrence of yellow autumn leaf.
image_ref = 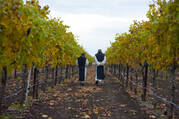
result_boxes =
[42,114,48,118]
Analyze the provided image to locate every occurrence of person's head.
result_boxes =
[81,53,85,57]
[98,49,102,53]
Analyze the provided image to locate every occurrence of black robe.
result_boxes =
[77,56,87,81]
[95,52,105,80]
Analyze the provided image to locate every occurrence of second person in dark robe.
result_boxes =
[76,53,89,86]
[95,49,106,85]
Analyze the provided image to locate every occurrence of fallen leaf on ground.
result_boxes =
[84,114,90,119]
[124,110,128,113]
[49,100,55,106]
[67,88,72,91]
[130,110,136,115]
[53,93,58,97]
[42,114,48,118]
[149,115,156,119]
[93,107,104,114]
[120,104,127,107]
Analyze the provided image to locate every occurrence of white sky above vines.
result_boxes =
[27,0,151,56]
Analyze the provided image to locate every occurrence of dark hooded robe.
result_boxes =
[95,52,106,80]
[77,56,88,81]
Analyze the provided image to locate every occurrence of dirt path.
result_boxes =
[26,66,148,119]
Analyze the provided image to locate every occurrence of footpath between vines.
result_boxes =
[25,66,149,119]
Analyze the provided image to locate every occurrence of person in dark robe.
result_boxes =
[95,49,106,85]
[76,53,89,86]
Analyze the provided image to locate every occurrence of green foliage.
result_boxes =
[106,0,178,70]
[0,0,94,73]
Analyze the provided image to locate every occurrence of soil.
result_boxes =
[25,66,149,119]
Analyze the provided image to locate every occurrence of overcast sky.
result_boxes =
[37,0,151,56]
